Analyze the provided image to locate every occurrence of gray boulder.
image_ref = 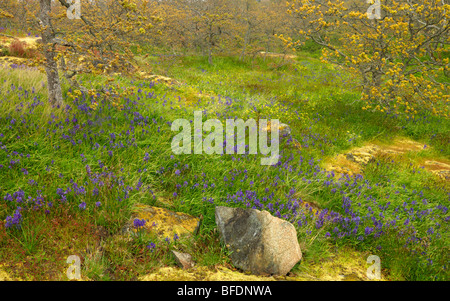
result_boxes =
[215,206,302,276]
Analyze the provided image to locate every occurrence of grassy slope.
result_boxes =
[0,51,448,281]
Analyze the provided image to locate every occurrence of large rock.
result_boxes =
[215,206,302,276]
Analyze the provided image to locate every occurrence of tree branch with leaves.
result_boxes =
[282,0,449,118]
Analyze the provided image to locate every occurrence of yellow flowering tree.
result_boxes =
[0,9,13,20]
[0,0,15,20]
[26,0,158,106]
[282,0,449,118]
[151,0,235,63]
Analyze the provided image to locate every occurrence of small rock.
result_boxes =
[215,206,302,276]
[279,123,291,137]
[172,250,195,269]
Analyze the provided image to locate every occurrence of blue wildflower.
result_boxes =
[79,202,86,210]
[147,242,156,252]
[133,218,146,229]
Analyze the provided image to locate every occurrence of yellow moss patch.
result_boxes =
[258,51,297,60]
[138,73,176,85]
[139,266,286,281]
[129,204,200,239]
[0,56,33,67]
[293,246,386,281]
[139,245,383,281]
[324,153,362,177]
[0,263,27,281]
[321,136,448,181]
[421,160,450,181]
[374,137,425,153]
[0,265,14,281]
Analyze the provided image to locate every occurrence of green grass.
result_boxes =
[0,49,449,281]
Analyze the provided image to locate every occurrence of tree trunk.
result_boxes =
[208,45,213,65]
[39,0,64,107]
[207,32,213,65]
[240,25,251,62]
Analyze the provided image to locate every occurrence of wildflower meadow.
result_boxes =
[0,0,448,282]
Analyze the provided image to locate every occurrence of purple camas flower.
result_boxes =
[76,186,86,195]
[133,218,146,229]
[79,202,86,210]
[56,188,65,196]
[315,219,324,229]
[86,165,91,174]
[92,187,99,196]
[364,227,374,236]
[5,207,22,229]
[95,201,101,207]
[143,153,150,162]
[174,169,181,176]
[147,242,156,252]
